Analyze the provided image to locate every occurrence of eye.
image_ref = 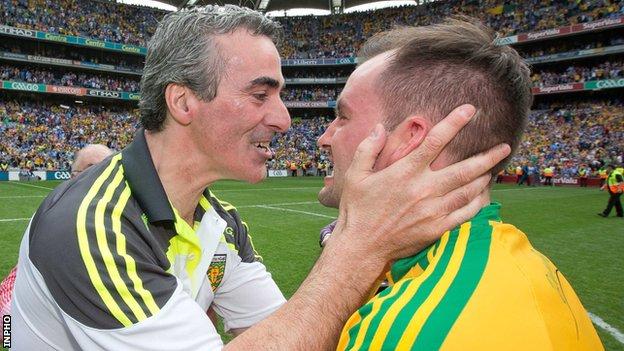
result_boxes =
[253,92,268,101]
[335,112,348,122]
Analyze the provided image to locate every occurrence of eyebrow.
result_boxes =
[335,97,347,117]
[246,76,282,90]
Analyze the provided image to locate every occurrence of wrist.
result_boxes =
[322,228,388,282]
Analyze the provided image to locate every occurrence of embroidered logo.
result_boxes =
[208,254,226,291]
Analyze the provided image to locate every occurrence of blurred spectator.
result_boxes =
[70,143,113,177]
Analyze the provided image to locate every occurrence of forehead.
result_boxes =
[216,29,282,81]
[339,52,392,115]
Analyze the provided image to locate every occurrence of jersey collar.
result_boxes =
[122,128,176,223]
[389,203,502,282]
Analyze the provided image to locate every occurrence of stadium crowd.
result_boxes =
[284,68,351,79]
[7,59,624,93]
[0,0,161,46]
[511,101,624,177]
[1,0,623,179]
[0,100,136,170]
[281,86,341,101]
[532,60,624,87]
[278,0,624,59]
[0,65,140,92]
[1,0,622,59]
[519,35,624,59]
[2,98,621,180]
[267,117,331,175]
[0,42,144,71]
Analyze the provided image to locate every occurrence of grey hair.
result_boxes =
[139,5,283,131]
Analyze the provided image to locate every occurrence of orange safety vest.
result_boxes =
[607,170,623,193]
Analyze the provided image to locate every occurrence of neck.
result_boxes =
[144,128,220,225]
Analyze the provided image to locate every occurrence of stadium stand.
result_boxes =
[0,98,137,170]
[0,0,162,46]
[514,100,624,177]
[0,0,622,184]
[531,60,624,87]
[0,64,140,91]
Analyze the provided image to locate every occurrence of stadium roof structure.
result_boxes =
[166,0,435,14]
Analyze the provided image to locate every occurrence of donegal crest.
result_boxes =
[208,254,227,291]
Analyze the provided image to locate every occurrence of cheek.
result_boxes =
[335,130,368,168]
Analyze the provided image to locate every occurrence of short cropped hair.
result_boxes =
[358,18,533,174]
[140,5,283,131]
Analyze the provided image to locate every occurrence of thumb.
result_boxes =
[348,124,387,177]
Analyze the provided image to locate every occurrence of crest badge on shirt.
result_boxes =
[208,254,226,291]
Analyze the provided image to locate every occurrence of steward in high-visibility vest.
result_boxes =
[578,166,589,187]
[607,169,623,194]
[542,167,554,186]
[598,168,608,188]
[289,161,298,177]
[599,166,623,218]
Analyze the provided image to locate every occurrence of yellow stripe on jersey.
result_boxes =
[337,309,362,350]
[354,234,452,350]
[95,167,148,322]
[396,223,471,347]
[112,183,160,317]
[76,154,132,326]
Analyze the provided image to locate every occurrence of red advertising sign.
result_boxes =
[46,85,87,96]
[532,83,584,95]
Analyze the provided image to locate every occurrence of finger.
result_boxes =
[434,173,491,216]
[347,124,387,176]
[434,143,510,196]
[437,188,490,234]
[403,104,476,165]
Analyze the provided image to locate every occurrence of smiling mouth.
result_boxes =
[254,142,275,159]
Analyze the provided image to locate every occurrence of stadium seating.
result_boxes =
[0,0,622,174]
[531,60,624,87]
[0,100,137,170]
[0,0,621,58]
[512,101,624,176]
[0,65,140,92]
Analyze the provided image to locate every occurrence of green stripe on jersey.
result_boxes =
[413,221,492,349]
[379,228,460,349]
[349,277,414,350]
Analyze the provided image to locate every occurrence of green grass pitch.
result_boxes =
[1,178,622,350]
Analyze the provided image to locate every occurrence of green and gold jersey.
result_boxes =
[338,203,602,351]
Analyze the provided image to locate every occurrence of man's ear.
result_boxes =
[164,83,193,126]
[387,116,431,164]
